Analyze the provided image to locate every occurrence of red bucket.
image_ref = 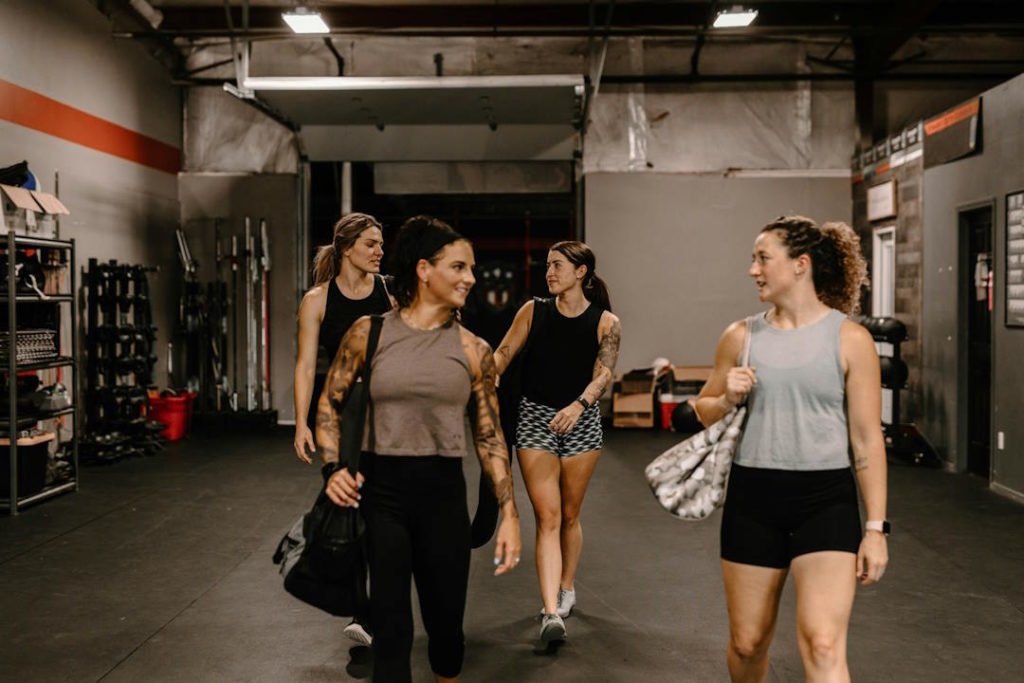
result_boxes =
[658,394,681,431]
[149,395,190,441]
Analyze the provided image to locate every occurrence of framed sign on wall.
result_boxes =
[1007,190,1024,328]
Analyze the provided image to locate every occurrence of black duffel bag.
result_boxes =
[273,315,382,617]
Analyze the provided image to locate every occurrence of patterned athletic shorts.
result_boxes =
[516,396,603,458]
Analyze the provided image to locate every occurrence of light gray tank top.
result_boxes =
[363,310,472,457]
[735,309,850,471]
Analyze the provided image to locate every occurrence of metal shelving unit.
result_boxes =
[1,232,78,515]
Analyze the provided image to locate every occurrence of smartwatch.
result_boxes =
[576,396,590,410]
[865,520,891,535]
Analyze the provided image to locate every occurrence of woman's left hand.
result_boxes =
[549,402,584,434]
[493,515,522,576]
[856,531,889,585]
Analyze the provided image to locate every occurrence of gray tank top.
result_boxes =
[363,310,472,457]
[735,309,850,471]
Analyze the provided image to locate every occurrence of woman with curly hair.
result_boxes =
[316,215,521,682]
[695,216,888,682]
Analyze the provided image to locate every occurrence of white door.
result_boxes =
[872,226,896,317]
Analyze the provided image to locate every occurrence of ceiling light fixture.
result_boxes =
[712,6,758,29]
[282,7,330,34]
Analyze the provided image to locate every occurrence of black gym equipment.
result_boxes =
[82,259,164,464]
[855,316,941,467]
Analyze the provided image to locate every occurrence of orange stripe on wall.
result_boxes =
[0,78,180,175]
[924,98,980,137]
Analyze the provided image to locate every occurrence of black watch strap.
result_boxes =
[576,396,590,410]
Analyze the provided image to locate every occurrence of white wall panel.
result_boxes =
[586,173,852,374]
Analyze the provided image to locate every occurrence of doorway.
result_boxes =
[872,226,896,317]
[960,205,993,477]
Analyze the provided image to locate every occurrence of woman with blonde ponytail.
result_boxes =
[293,212,394,645]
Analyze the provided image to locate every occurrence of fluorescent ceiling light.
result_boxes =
[712,7,758,28]
[282,8,329,34]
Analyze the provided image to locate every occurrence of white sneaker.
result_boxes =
[343,619,372,646]
[556,588,576,618]
[540,613,566,643]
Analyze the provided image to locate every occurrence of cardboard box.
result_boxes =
[0,184,67,237]
[670,365,712,397]
[612,366,672,428]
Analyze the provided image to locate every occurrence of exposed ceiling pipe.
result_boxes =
[91,0,185,77]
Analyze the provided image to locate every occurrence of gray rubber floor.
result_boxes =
[2,428,1022,682]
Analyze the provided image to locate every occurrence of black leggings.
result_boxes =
[360,453,471,683]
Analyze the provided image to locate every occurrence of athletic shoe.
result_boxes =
[540,613,566,643]
[343,619,373,646]
[556,588,576,618]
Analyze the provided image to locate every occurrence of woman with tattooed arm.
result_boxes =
[315,215,521,683]
[492,241,621,643]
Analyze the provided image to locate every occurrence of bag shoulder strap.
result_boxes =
[740,315,754,368]
[348,315,384,475]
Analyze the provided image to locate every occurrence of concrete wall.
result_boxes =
[178,174,300,423]
[0,0,182,389]
[922,73,1024,498]
[585,172,852,373]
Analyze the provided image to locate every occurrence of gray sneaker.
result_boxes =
[540,613,566,643]
[556,588,576,618]
[343,618,372,646]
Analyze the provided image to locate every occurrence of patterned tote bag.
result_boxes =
[644,317,753,521]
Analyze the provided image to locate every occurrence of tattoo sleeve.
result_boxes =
[314,323,367,465]
[466,334,518,518]
[494,343,514,376]
[581,317,621,406]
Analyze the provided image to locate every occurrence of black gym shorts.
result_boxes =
[720,464,862,569]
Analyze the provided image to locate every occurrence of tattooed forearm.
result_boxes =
[493,344,513,376]
[581,317,621,405]
[314,323,367,464]
[466,335,518,518]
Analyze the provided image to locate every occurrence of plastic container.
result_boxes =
[658,394,681,431]
[148,394,189,441]
[0,432,55,496]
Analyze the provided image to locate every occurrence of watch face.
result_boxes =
[882,521,892,535]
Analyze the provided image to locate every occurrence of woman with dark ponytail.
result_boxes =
[293,212,393,644]
[492,240,621,643]
[695,216,888,682]
[316,215,521,682]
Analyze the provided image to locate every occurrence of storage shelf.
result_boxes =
[9,235,73,249]
[0,480,76,508]
[5,230,78,515]
[33,406,76,420]
[11,356,75,372]
[0,294,74,304]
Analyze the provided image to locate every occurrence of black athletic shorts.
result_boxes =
[720,464,862,569]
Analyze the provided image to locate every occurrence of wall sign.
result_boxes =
[1007,190,1024,328]
[923,97,981,169]
[867,180,897,222]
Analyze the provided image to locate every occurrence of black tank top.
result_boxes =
[318,275,392,366]
[521,297,603,408]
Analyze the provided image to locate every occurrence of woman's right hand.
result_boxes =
[724,366,757,407]
[326,467,365,508]
[294,425,315,463]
